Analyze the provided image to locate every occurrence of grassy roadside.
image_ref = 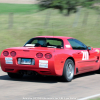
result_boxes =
[90,97,100,100]
[0,3,38,14]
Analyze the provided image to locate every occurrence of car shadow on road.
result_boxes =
[74,70,99,80]
[0,71,99,83]
[0,74,60,83]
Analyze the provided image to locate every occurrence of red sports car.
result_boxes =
[0,36,100,82]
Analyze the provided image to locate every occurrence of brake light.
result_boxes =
[10,51,16,57]
[45,53,52,59]
[3,51,9,56]
[36,53,43,58]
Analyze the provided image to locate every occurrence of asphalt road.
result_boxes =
[0,68,100,100]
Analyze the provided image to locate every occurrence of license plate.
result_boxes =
[21,58,31,65]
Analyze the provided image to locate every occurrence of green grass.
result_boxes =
[90,97,100,100]
[0,3,39,14]
[0,4,100,53]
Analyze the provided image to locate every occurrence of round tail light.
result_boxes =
[45,53,52,59]
[3,51,9,56]
[36,53,43,58]
[10,51,16,57]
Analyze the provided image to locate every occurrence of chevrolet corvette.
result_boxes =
[0,36,100,82]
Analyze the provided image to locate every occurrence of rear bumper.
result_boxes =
[0,57,58,76]
[2,67,53,75]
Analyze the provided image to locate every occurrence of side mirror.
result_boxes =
[87,46,93,50]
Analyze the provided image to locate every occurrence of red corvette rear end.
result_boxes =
[0,47,57,75]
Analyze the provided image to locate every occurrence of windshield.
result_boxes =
[24,38,64,48]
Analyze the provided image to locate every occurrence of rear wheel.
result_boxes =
[7,72,23,79]
[63,59,74,82]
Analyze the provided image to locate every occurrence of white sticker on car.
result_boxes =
[81,51,89,60]
[5,57,13,64]
[65,45,71,48]
[39,60,48,68]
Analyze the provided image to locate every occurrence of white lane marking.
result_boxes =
[78,94,100,100]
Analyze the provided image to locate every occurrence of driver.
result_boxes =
[38,39,46,46]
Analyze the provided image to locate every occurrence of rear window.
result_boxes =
[24,38,64,48]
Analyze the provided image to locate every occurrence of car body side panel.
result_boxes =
[93,48,100,69]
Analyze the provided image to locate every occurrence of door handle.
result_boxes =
[77,52,82,54]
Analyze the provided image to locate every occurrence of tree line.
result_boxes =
[38,0,100,16]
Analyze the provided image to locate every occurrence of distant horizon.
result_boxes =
[0,0,37,4]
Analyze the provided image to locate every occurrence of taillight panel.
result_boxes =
[36,53,43,58]
[3,51,9,56]
[10,51,16,57]
[36,53,52,59]
[45,53,52,59]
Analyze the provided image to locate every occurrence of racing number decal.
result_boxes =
[81,51,89,60]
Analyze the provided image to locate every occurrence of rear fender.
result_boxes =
[54,54,75,76]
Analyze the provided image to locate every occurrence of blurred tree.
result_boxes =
[38,0,98,16]
[80,0,95,7]
[38,0,53,10]
[51,0,79,15]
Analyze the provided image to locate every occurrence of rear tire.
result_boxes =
[62,59,74,82]
[8,72,23,79]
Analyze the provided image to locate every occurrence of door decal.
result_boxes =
[81,51,89,60]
